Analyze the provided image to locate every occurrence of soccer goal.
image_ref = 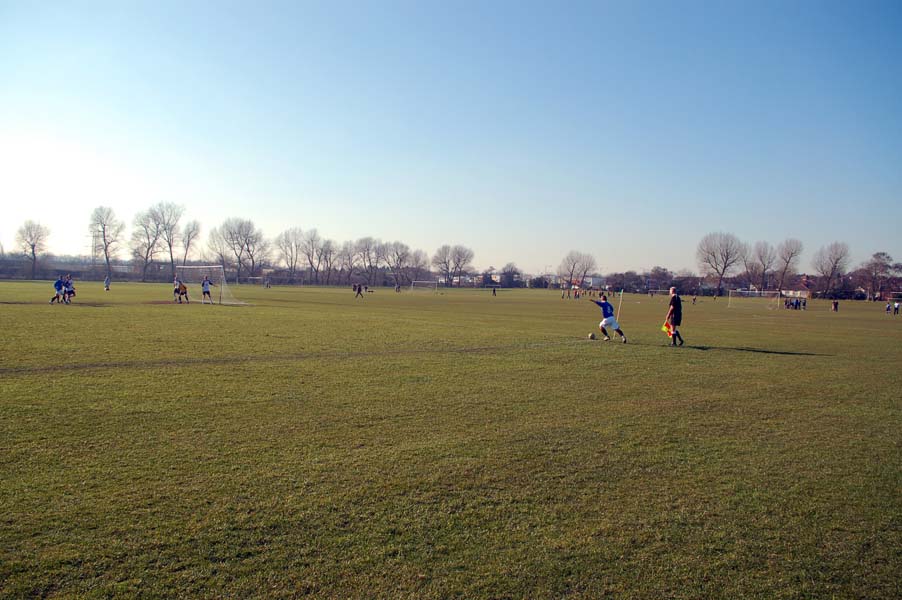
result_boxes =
[727,289,782,309]
[410,280,438,292]
[175,265,245,305]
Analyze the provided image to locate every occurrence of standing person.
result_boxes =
[894,301,900,316]
[588,294,627,343]
[50,275,64,304]
[62,275,76,304]
[177,281,189,304]
[355,284,364,299]
[104,274,111,291]
[173,277,182,303]
[665,287,684,346]
[201,275,215,304]
[492,286,497,297]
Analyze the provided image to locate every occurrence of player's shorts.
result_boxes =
[669,314,682,327]
[600,317,619,330]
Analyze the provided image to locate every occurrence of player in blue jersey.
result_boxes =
[588,294,627,343]
[50,275,64,304]
[62,275,75,304]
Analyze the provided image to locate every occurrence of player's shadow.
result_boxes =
[689,345,831,357]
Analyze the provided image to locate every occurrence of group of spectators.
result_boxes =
[783,297,807,310]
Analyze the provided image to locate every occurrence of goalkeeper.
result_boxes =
[201,275,215,304]
[588,295,627,343]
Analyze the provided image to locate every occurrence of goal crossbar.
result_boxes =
[410,280,438,292]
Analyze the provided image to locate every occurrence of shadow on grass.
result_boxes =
[688,345,831,357]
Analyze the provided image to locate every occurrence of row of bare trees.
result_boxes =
[9,209,480,286]
[128,204,200,281]
[210,221,470,286]
[8,214,895,296]
[696,232,866,297]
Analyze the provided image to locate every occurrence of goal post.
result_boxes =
[174,265,245,305]
[727,289,783,309]
[410,280,438,293]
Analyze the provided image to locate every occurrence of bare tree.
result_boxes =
[410,249,429,282]
[753,241,777,290]
[859,252,895,299]
[181,220,200,265]
[812,241,851,297]
[501,262,522,287]
[450,245,475,287]
[558,251,581,289]
[356,237,382,285]
[337,240,359,284]
[275,227,304,279]
[384,241,411,285]
[219,218,256,281]
[738,242,761,290]
[16,220,50,279]
[557,251,596,288]
[89,206,125,279]
[696,232,743,296]
[130,210,163,282]
[244,233,270,277]
[206,226,232,272]
[302,229,324,283]
[320,239,336,284]
[151,202,184,279]
[774,238,804,293]
[432,245,453,286]
[574,252,597,288]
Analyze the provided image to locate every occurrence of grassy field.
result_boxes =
[1,281,900,598]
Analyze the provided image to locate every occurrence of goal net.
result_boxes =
[727,289,782,309]
[175,265,245,305]
[410,280,438,292]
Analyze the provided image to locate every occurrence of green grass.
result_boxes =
[1,281,900,598]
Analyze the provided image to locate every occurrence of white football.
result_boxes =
[588,332,596,340]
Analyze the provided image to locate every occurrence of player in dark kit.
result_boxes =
[665,287,684,346]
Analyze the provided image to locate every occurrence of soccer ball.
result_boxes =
[588,332,596,340]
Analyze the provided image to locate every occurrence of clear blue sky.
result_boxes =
[2,0,901,275]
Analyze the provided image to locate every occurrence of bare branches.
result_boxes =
[89,206,124,278]
[181,220,201,266]
[696,232,743,295]
[150,202,184,279]
[432,245,452,285]
[16,220,50,279]
[130,210,163,282]
[450,245,475,287]
[812,241,850,296]
[774,238,804,293]
[275,228,304,279]
[558,251,596,288]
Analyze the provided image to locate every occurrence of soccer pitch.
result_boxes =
[1,282,900,598]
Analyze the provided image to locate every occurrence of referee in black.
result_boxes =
[665,287,684,346]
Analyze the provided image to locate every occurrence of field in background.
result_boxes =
[1,281,900,598]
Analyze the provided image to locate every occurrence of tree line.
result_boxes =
[695,232,901,299]
[6,213,900,298]
[7,206,482,287]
